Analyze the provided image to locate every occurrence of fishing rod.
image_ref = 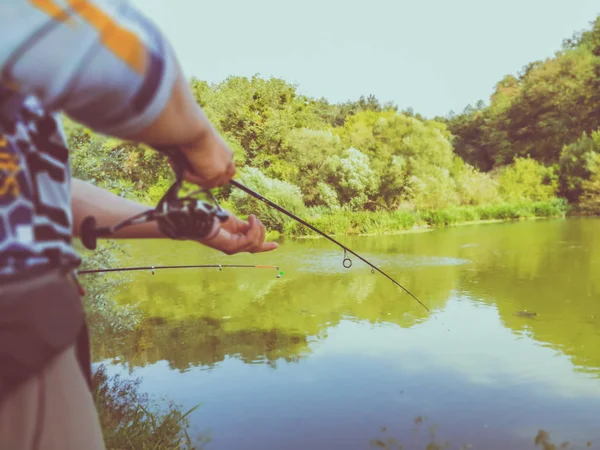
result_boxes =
[229,180,429,313]
[78,264,282,276]
[79,146,429,313]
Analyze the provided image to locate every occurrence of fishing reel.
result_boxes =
[80,146,230,250]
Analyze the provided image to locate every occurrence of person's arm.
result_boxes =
[71,179,163,240]
[71,179,278,254]
[1,1,276,254]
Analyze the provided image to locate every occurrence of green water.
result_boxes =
[94,217,600,450]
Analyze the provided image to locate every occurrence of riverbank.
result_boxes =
[266,198,568,239]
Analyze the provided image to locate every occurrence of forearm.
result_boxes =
[71,178,164,239]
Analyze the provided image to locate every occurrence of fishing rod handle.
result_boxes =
[80,216,111,250]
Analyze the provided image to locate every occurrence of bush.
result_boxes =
[229,167,307,232]
[419,207,480,226]
[559,128,600,203]
[579,172,600,214]
[408,165,460,210]
[497,157,558,202]
[531,198,569,217]
[92,365,207,450]
[283,199,567,236]
[321,147,379,210]
[453,161,501,205]
[314,181,341,209]
[283,209,409,236]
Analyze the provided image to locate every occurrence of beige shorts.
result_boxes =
[0,344,106,450]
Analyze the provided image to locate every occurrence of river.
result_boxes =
[92,217,600,450]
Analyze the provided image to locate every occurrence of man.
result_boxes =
[0,1,277,448]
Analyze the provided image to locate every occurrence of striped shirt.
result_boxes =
[0,0,178,277]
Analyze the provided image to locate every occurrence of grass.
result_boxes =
[92,365,209,450]
[280,198,568,237]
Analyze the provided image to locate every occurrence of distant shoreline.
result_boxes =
[266,199,572,240]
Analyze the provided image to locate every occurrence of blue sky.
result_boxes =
[132,0,599,118]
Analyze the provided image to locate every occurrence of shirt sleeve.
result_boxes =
[0,0,178,138]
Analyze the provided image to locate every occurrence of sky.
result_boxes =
[131,0,599,118]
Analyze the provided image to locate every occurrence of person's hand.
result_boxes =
[179,128,236,189]
[198,212,278,255]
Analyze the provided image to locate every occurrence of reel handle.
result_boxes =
[80,216,111,250]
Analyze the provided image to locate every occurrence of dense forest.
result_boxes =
[66,15,600,236]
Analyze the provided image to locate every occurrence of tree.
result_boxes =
[191,75,326,178]
[559,129,600,203]
[448,15,600,172]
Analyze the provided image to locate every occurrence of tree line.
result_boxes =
[66,15,600,234]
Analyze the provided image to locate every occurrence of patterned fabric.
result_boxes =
[0,89,78,276]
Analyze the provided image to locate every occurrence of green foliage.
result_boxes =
[321,147,379,210]
[418,199,566,227]
[92,365,207,450]
[314,181,341,209]
[146,176,175,205]
[282,208,417,236]
[410,166,459,210]
[282,128,343,204]
[559,128,600,202]
[452,160,501,206]
[578,172,600,214]
[282,199,566,236]
[448,16,600,171]
[62,14,600,245]
[229,167,307,232]
[332,110,461,210]
[67,117,171,204]
[309,94,398,127]
[457,200,552,227]
[496,157,558,202]
[190,75,325,178]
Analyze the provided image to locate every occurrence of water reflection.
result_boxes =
[92,218,600,449]
[96,315,310,371]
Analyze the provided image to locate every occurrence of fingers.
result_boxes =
[199,214,278,255]
[183,161,236,189]
[179,132,237,189]
[225,214,264,254]
[201,230,277,255]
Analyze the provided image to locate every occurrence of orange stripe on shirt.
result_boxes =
[67,0,147,75]
[30,0,72,22]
